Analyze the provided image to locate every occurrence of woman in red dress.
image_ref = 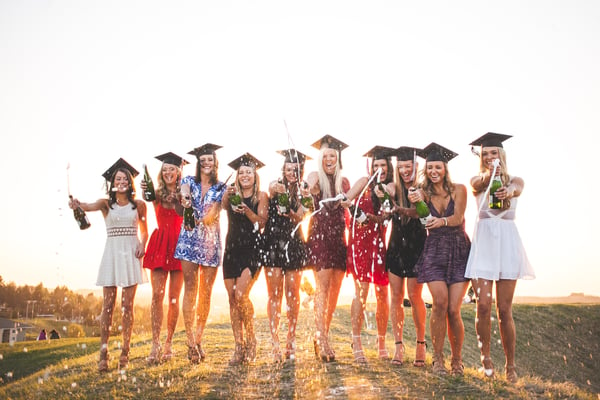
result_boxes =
[142,152,187,363]
[344,146,394,363]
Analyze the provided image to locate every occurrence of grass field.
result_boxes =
[1,303,598,399]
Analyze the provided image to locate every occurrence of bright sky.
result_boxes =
[1,1,599,301]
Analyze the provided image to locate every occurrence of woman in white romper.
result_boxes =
[465,133,535,383]
[69,158,148,372]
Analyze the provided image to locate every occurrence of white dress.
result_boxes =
[465,195,535,280]
[96,203,148,287]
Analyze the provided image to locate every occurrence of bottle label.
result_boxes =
[419,214,432,226]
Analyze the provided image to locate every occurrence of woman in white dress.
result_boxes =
[465,133,535,383]
[69,158,148,372]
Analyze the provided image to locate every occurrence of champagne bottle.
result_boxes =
[229,183,242,210]
[299,181,314,212]
[183,197,195,230]
[70,195,91,230]
[489,175,502,209]
[377,183,393,213]
[142,164,156,202]
[410,188,431,225]
[276,180,290,214]
[349,203,368,225]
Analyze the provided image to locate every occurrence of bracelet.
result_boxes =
[443,217,448,226]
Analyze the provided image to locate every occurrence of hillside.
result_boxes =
[1,304,598,399]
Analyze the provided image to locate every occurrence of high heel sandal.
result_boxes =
[413,340,427,368]
[161,342,173,362]
[284,340,296,360]
[481,356,494,378]
[197,343,206,362]
[228,343,245,366]
[432,353,448,375]
[187,344,200,364]
[351,335,366,364]
[245,338,257,362]
[146,343,162,365]
[377,335,389,360]
[505,364,518,383]
[391,341,404,366]
[118,349,129,370]
[450,357,464,376]
[315,337,333,362]
[98,349,110,373]
[272,341,283,363]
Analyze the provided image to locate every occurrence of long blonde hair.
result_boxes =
[156,163,181,202]
[419,161,455,198]
[393,159,417,224]
[234,167,261,206]
[317,148,344,199]
[476,146,511,192]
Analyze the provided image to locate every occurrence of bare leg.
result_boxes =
[472,278,494,375]
[388,273,406,364]
[406,277,427,367]
[163,269,183,359]
[375,283,389,358]
[350,280,370,363]
[181,261,199,348]
[313,268,332,360]
[120,284,138,368]
[447,281,469,375]
[427,281,449,374]
[98,287,117,371]
[284,270,301,358]
[495,279,518,382]
[194,266,217,358]
[265,267,284,361]
[149,269,168,361]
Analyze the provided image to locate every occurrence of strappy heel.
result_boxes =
[146,343,162,365]
[161,342,173,362]
[98,348,110,373]
[245,338,257,362]
[377,335,389,360]
[432,353,448,375]
[505,364,518,383]
[391,341,404,366]
[351,335,367,364]
[229,343,245,366]
[413,340,427,367]
[481,355,494,377]
[284,340,296,360]
[187,344,200,364]
[118,349,129,370]
[451,357,464,376]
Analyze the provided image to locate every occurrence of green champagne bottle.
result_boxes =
[377,183,393,213]
[349,203,368,225]
[276,180,290,214]
[183,203,195,230]
[229,183,242,210]
[142,164,156,202]
[299,181,314,212]
[70,195,91,230]
[410,188,431,225]
[489,175,502,209]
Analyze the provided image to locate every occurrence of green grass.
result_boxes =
[1,304,598,399]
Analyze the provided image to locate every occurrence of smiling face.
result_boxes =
[397,160,416,185]
[237,166,255,189]
[426,161,446,184]
[161,163,180,186]
[112,170,130,193]
[372,159,388,182]
[198,154,216,176]
[322,148,338,175]
[481,146,501,172]
[283,162,300,183]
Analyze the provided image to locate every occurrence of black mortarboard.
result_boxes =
[469,132,512,148]
[393,146,421,161]
[227,152,265,171]
[311,134,349,152]
[102,158,139,180]
[155,152,190,167]
[187,143,222,158]
[276,149,311,164]
[362,146,395,159]
[420,142,458,163]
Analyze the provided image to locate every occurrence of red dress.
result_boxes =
[346,188,389,285]
[143,203,183,271]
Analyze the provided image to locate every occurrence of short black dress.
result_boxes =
[222,196,263,279]
[386,189,427,278]
[262,197,308,271]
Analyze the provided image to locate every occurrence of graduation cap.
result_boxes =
[362,146,395,159]
[227,152,265,171]
[393,146,422,162]
[419,142,458,163]
[276,149,311,164]
[311,134,349,168]
[187,143,223,158]
[469,132,512,148]
[155,152,190,167]
[102,158,139,180]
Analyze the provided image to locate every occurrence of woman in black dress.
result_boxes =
[221,153,269,365]
[262,149,310,362]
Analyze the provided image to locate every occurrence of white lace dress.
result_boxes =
[465,195,535,281]
[96,203,148,287]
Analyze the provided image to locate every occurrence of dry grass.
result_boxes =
[1,303,598,399]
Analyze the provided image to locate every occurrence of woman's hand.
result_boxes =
[494,185,514,200]
[135,242,146,258]
[407,188,423,204]
[425,216,446,230]
[181,194,192,208]
[68,197,80,210]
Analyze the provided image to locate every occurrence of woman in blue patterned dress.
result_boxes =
[174,143,226,364]
[410,143,471,376]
